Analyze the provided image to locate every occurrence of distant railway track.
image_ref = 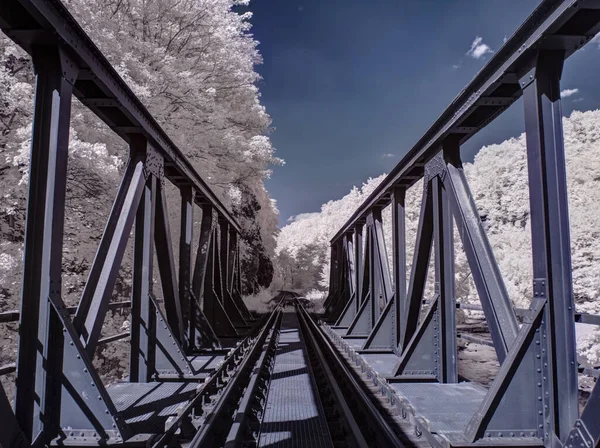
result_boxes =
[164,301,414,448]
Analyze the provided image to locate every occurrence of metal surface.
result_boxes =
[2,0,600,447]
[331,0,600,240]
[258,312,333,448]
[0,0,240,232]
[0,0,251,444]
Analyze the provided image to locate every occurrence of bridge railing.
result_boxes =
[0,0,256,444]
[324,0,600,446]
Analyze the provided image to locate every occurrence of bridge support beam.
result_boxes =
[14,45,78,444]
[130,172,157,382]
[179,186,195,349]
[522,49,578,444]
[193,206,238,338]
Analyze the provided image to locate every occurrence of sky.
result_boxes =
[248,0,600,225]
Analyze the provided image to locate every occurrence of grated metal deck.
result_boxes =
[258,311,333,448]
[107,382,198,434]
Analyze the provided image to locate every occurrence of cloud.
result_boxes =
[560,88,579,98]
[381,153,396,158]
[288,212,318,222]
[452,64,461,69]
[466,36,493,59]
[592,32,600,47]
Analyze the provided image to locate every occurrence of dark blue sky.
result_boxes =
[248,0,600,224]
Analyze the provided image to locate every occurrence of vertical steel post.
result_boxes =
[228,229,237,294]
[354,225,364,313]
[327,243,338,307]
[366,212,379,326]
[219,221,230,294]
[346,230,356,296]
[130,175,157,382]
[522,50,578,441]
[14,45,77,443]
[372,206,392,303]
[432,175,457,382]
[392,187,407,347]
[179,186,194,348]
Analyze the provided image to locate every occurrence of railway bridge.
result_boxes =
[1,0,600,446]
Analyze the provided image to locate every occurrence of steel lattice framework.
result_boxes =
[1,0,600,447]
[0,0,253,445]
[324,0,600,447]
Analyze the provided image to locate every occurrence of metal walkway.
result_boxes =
[258,311,332,448]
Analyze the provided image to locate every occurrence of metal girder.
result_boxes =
[431,174,457,383]
[1,382,28,447]
[399,183,433,351]
[192,209,238,338]
[74,140,147,356]
[218,222,251,326]
[130,176,157,383]
[190,206,229,345]
[354,225,364,313]
[392,188,407,347]
[392,295,441,378]
[522,49,578,443]
[331,0,600,241]
[155,178,186,345]
[565,377,600,448]
[179,186,195,348]
[442,140,519,364]
[372,208,392,304]
[465,298,549,442]
[0,0,241,232]
[14,44,77,443]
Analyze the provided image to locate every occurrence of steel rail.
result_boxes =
[223,320,279,447]
[150,306,281,447]
[296,302,406,447]
[188,307,282,447]
[0,0,240,231]
[331,0,599,242]
[296,304,370,448]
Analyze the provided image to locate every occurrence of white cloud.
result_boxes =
[561,88,579,98]
[466,36,493,59]
[452,64,461,69]
[592,32,600,47]
[382,153,395,158]
[288,212,318,223]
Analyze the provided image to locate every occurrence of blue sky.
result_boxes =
[248,0,600,224]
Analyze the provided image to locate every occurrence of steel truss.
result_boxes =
[325,1,600,447]
[0,0,253,445]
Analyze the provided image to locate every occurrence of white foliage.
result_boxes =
[278,109,600,363]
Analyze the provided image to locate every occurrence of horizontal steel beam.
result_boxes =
[0,363,16,376]
[0,0,240,232]
[97,331,130,346]
[331,0,600,243]
[0,300,131,323]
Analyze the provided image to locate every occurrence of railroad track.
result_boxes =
[150,305,283,447]
[165,300,415,448]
